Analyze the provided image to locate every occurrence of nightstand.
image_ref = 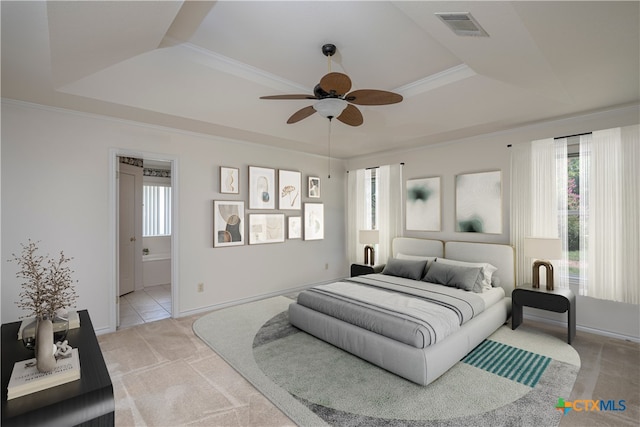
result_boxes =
[512,284,576,344]
[350,263,375,277]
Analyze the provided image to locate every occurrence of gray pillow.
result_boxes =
[382,258,428,281]
[422,262,484,293]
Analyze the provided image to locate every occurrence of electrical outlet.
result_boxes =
[325,263,329,270]
[197,283,204,292]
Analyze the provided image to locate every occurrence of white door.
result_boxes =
[119,171,136,296]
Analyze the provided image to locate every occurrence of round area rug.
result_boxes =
[253,311,580,426]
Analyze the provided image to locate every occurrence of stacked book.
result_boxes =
[7,348,81,400]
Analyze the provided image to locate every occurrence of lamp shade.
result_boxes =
[314,98,348,118]
[359,230,379,245]
[524,237,562,260]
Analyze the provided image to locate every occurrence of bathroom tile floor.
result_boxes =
[119,284,171,329]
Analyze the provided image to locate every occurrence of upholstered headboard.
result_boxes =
[390,237,515,296]
[392,238,443,258]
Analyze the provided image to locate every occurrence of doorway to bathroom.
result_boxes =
[113,153,178,330]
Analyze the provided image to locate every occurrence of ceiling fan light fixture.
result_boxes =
[313,98,348,119]
[260,43,402,126]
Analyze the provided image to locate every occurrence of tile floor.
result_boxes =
[533,321,640,427]
[98,311,294,426]
[118,284,171,329]
[97,301,639,427]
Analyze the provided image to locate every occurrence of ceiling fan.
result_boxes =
[260,44,403,126]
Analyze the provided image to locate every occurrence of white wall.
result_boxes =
[347,104,640,341]
[1,101,348,332]
[142,236,171,256]
[3,100,638,341]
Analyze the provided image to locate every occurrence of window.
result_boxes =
[513,125,638,303]
[143,185,171,236]
[347,164,402,265]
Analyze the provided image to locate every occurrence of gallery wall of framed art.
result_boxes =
[214,165,324,247]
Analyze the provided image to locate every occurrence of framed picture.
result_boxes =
[249,166,275,209]
[288,216,302,239]
[249,214,285,244]
[406,177,441,231]
[308,176,320,198]
[278,170,301,210]
[220,167,239,194]
[304,203,324,240]
[455,170,502,234]
[213,201,244,247]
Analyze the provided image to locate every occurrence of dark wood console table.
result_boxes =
[2,310,114,426]
[512,284,576,344]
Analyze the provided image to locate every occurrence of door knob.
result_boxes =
[130,237,136,242]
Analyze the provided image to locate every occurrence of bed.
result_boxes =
[288,237,514,386]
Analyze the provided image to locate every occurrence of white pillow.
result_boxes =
[396,253,436,270]
[435,258,497,290]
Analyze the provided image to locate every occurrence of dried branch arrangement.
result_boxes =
[9,240,78,319]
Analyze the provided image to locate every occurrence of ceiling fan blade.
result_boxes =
[345,89,403,106]
[287,105,316,124]
[260,94,317,100]
[336,104,363,127]
[320,72,352,95]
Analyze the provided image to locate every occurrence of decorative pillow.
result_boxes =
[382,258,428,281]
[491,276,502,288]
[396,253,436,273]
[435,258,498,290]
[422,262,484,293]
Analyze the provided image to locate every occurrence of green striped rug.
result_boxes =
[463,339,551,387]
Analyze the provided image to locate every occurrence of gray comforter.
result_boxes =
[296,274,485,349]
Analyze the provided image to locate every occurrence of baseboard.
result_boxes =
[178,278,341,318]
[94,325,114,336]
[524,313,640,343]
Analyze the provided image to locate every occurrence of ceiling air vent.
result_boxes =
[435,12,489,37]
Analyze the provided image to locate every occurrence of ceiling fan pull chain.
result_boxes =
[327,118,332,179]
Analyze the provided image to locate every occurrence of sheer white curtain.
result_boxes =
[510,143,533,285]
[581,125,639,303]
[347,169,366,265]
[377,164,403,264]
[511,138,568,287]
[578,134,591,297]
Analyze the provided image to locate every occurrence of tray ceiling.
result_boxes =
[2,1,638,158]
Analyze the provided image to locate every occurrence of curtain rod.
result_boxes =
[347,163,404,172]
[365,162,404,170]
[507,132,593,147]
[367,162,404,170]
[554,132,592,140]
